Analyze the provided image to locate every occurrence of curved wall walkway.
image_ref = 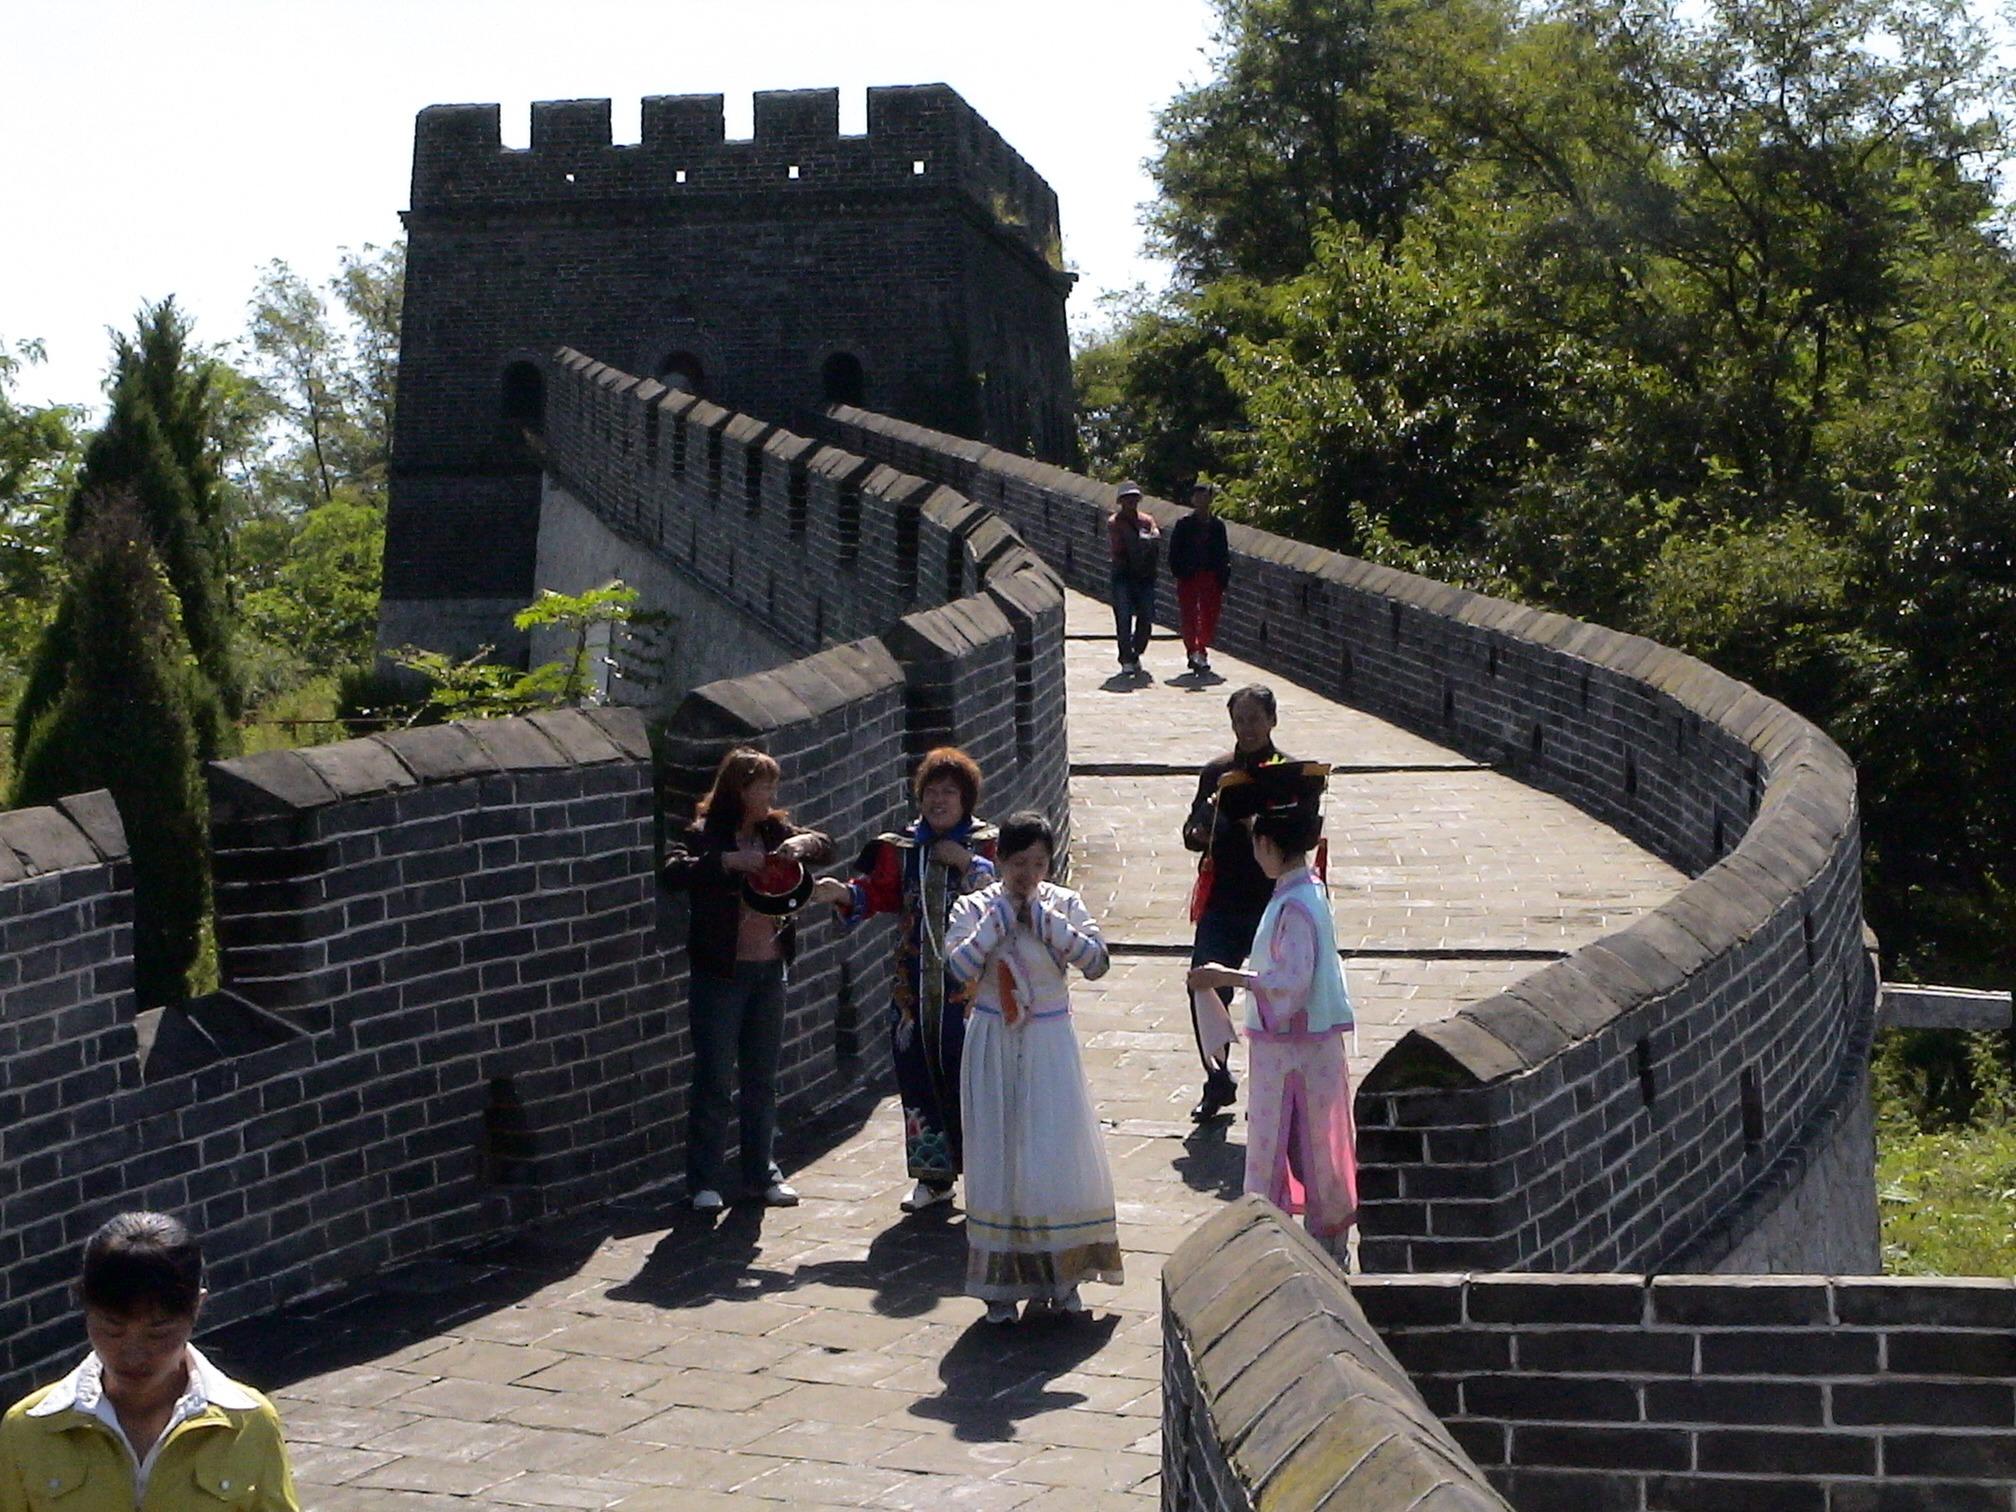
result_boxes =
[822,406,1877,1279]
[211,590,1690,1512]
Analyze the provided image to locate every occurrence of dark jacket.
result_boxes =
[1169,512,1231,583]
[1182,744,1291,916]
[663,815,835,979]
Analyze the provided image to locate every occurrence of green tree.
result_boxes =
[15,301,239,764]
[0,340,83,748]
[1097,0,2016,980]
[1150,0,1470,282]
[240,494,385,674]
[230,245,401,695]
[12,490,213,1005]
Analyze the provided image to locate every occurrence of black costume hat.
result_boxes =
[1218,758,1330,824]
[742,853,816,916]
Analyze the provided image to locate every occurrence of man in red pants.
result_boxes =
[1170,481,1231,676]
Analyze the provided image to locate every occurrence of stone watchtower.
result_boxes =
[379,84,1077,659]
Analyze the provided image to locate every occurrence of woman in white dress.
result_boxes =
[944,811,1124,1324]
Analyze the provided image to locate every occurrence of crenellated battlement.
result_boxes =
[410,84,1061,267]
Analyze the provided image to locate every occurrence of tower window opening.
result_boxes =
[657,351,705,397]
[502,362,545,434]
[912,159,926,175]
[822,352,866,408]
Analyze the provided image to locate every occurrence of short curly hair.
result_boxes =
[913,747,982,820]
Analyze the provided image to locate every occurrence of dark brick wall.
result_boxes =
[384,84,1073,652]
[0,351,1070,1403]
[0,796,139,1383]
[540,350,1072,847]
[1358,1272,2016,1512]
[821,407,1874,1278]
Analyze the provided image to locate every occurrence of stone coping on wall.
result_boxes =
[1163,1196,1512,1511]
[206,706,650,819]
[0,791,128,878]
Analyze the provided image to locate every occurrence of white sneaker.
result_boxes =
[901,1181,953,1212]
[691,1188,724,1214]
[984,1301,1019,1325]
[762,1180,800,1207]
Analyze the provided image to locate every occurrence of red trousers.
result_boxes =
[1177,573,1225,657]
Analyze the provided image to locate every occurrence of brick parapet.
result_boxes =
[543,350,1072,851]
[1162,1196,1512,1511]
[2,709,702,1400]
[1357,1271,2016,1511]
[820,405,1873,1277]
[0,795,140,1384]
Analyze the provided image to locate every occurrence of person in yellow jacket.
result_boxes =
[0,1212,298,1511]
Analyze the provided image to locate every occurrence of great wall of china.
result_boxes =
[4,84,2013,1512]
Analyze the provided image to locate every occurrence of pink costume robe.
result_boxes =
[1243,865,1358,1248]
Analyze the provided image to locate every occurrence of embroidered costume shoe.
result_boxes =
[901,1181,954,1213]
[762,1180,801,1207]
[984,1301,1019,1325]
[691,1188,725,1214]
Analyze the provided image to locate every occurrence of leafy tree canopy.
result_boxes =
[1086,0,2016,979]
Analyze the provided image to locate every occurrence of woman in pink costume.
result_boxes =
[1188,768,1357,1256]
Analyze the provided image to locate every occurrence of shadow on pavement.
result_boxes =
[1172,1120,1246,1200]
[605,1204,967,1318]
[200,1080,887,1392]
[905,1310,1121,1442]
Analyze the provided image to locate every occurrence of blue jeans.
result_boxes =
[1110,571,1156,662]
[686,961,787,1194]
[1189,908,1264,1078]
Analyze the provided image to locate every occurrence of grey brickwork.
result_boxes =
[0,366,1070,1405]
[381,85,1074,661]
[1163,1197,1512,1512]
[1356,1270,2016,1512]
[821,406,1874,1278]
[0,796,137,1382]
[538,350,1071,842]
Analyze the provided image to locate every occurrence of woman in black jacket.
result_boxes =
[663,747,833,1212]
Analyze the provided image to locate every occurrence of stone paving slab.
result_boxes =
[1071,771,1682,953]
[192,585,1691,1509]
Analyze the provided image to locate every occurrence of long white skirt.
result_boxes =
[960,1004,1125,1301]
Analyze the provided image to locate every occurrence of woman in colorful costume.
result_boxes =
[812,748,996,1212]
[1188,763,1358,1256]
[944,811,1123,1323]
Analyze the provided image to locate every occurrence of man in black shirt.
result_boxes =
[1182,684,1290,1120]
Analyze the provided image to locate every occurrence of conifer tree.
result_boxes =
[12,300,237,766]
[13,490,212,1006]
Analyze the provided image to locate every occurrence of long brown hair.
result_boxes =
[696,747,785,833]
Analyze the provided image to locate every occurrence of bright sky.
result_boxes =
[1,0,1221,413]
